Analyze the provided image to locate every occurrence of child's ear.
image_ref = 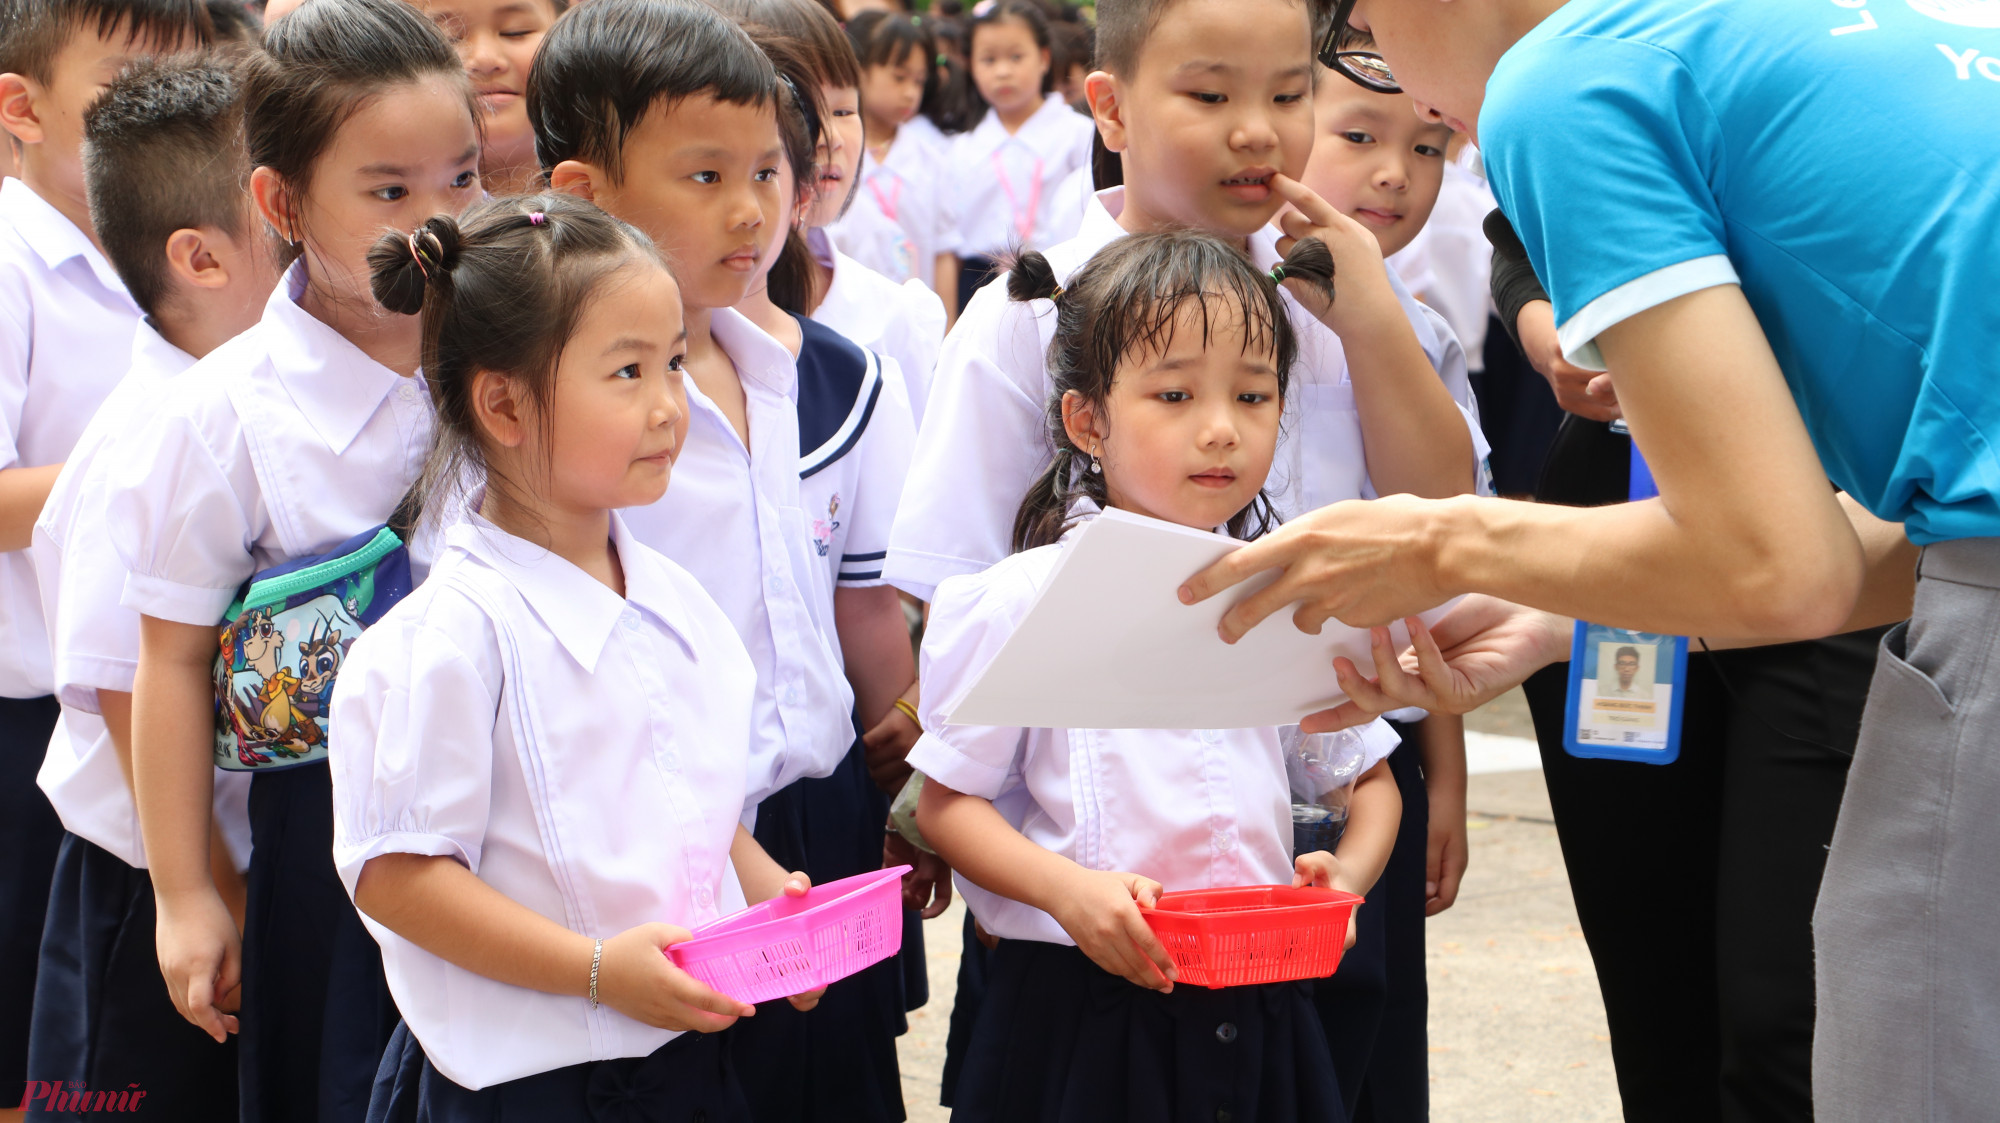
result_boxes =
[0,73,46,146]
[470,368,530,450]
[249,166,299,245]
[165,227,231,291]
[1059,389,1106,456]
[548,160,602,203]
[1084,71,1126,155]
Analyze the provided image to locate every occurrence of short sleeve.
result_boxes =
[51,461,145,707]
[837,357,915,588]
[106,405,259,625]
[884,286,1053,602]
[329,600,500,898]
[1481,34,1739,370]
[905,562,1039,799]
[0,273,30,468]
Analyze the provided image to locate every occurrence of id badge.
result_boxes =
[1563,441,1687,764]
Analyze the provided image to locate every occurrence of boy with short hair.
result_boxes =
[887,0,1478,604]
[22,50,278,1121]
[0,0,212,1101]
[530,0,858,824]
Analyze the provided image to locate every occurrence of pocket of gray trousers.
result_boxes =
[1873,619,1957,720]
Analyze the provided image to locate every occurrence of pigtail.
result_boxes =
[1273,235,1335,305]
[1006,251,1061,303]
[368,214,463,316]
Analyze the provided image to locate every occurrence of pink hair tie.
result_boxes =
[529,211,547,226]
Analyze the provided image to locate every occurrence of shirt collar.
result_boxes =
[264,259,411,454]
[708,306,798,399]
[447,509,700,673]
[0,178,137,304]
[130,318,196,380]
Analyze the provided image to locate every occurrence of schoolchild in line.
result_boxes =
[713,0,947,426]
[411,0,565,196]
[945,0,1094,313]
[886,0,1481,1108]
[832,10,962,323]
[531,0,856,828]
[1292,59,1501,1118]
[913,230,1405,1123]
[0,0,214,1098]
[343,194,822,1123]
[725,26,920,1123]
[23,52,278,1123]
[104,0,483,1115]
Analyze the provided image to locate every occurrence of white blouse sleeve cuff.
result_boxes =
[907,731,1012,801]
[334,830,477,898]
[120,570,238,627]
[56,652,138,713]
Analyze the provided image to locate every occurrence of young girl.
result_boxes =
[337,194,820,1120]
[414,0,565,195]
[715,0,949,424]
[911,230,1405,1122]
[103,0,481,1114]
[946,0,1094,312]
[728,31,921,1123]
[831,11,962,317]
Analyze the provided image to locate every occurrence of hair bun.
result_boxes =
[1005,251,1061,303]
[1276,236,1336,303]
[367,214,464,316]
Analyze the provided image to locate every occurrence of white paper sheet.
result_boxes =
[945,508,1457,730]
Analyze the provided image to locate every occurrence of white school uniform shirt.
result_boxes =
[793,316,917,621]
[830,126,962,288]
[30,323,251,869]
[905,504,1402,945]
[1387,149,1499,374]
[107,259,436,628]
[885,186,1489,602]
[806,227,947,426]
[620,309,853,813]
[330,512,756,1092]
[1041,162,1095,249]
[947,94,1097,259]
[0,178,143,698]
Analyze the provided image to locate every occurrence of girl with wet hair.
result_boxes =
[909,228,1405,1123]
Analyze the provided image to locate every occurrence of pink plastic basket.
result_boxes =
[668,866,910,1005]
[1141,885,1363,988]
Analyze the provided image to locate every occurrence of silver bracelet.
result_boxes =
[589,938,603,1009]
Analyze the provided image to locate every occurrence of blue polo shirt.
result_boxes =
[1481,0,2000,544]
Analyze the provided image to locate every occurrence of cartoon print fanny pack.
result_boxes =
[213,517,414,772]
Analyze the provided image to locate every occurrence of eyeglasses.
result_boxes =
[1319,0,1402,94]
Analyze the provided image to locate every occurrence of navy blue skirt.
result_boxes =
[369,1019,750,1123]
[1313,732,1430,1122]
[241,762,400,1122]
[25,831,238,1121]
[730,738,910,1122]
[0,695,63,1096]
[955,939,1344,1123]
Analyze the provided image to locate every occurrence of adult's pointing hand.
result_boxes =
[1176,493,1457,643]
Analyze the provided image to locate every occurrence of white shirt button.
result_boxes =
[767,575,786,596]
[1212,830,1234,852]
[782,686,800,707]
[619,609,640,630]
[1200,729,1221,745]
[661,751,679,770]
[397,382,417,401]
[694,885,714,909]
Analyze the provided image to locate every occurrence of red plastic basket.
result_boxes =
[1141,885,1363,989]
[668,866,910,1005]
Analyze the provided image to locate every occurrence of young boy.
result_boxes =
[531,0,857,823]
[886,0,1477,604]
[0,0,212,1103]
[22,51,278,1120]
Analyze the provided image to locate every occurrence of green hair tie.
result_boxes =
[1269,264,1288,284]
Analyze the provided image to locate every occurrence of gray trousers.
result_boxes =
[1814,538,2000,1121]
